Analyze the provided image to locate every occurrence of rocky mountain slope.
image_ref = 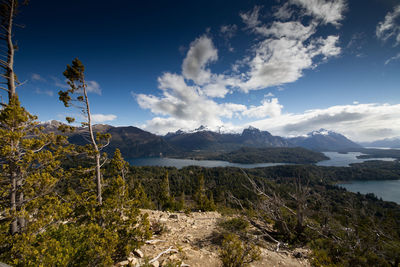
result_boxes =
[288,129,362,151]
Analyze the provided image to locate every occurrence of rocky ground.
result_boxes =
[116,210,310,267]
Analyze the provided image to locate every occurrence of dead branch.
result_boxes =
[149,246,178,263]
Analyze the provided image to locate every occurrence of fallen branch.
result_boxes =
[149,246,178,264]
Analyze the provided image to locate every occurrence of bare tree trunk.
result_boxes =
[6,0,16,101]
[83,84,102,205]
[95,153,102,205]
[10,168,17,234]
[17,189,25,231]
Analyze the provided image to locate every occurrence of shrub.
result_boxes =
[219,233,261,267]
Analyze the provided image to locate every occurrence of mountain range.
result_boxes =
[41,121,363,159]
[359,137,400,149]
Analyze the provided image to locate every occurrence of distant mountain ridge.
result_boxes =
[287,128,362,151]
[40,122,362,158]
[360,137,400,149]
[164,126,292,153]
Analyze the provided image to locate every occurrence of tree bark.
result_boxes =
[10,167,17,234]
[6,0,16,101]
[83,83,102,205]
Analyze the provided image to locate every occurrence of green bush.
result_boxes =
[219,233,261,267]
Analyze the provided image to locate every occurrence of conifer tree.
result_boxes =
[0,97,71,264]
[159,170,171,210]
[58,58,111,205]
[194,174,215,211]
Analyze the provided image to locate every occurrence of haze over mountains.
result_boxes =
[42,121,363,158]
[360,138,400,149]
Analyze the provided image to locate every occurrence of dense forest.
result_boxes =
[205,147,329,164]
[128,164,400,266]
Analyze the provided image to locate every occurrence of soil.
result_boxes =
[134,210,311,267]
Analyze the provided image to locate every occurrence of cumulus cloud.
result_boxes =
[91,114,117,123]
[289,0,347,26]
[136,72,247,133]
[242,98,282,118]
[376,5,400,46]
[249,103,400,142]
[239,7,341,91]
[182,35,218,85]
[135,3,346,134]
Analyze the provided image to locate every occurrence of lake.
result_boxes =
[129,157,290,169]
[128,151,396,168]
[316,151,396,167]
[339,180,400,204]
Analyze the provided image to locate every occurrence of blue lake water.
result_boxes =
[128,151,396,168]
[129,157,290,169]
[339,180,400,204]
[316,152,396,167]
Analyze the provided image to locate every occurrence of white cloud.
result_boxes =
[376,5,400,46]
[51,76,70,89]
[31,73,46,82]
[136,72,247,133]
[35,88,53,96]
[249,103,400,142]
[242,98,282,118]
[238,7,341,92]
[385,52,400,65]
[86,80,102,95]
[265,92,274,97]
[239,34,340,91]
[51,76,101,94]
[240,6,262,29]
[273,2,294,20]
[182,35,218,85]
[289,0,347,26]
[91,114,117,123]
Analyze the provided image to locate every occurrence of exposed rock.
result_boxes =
[116,260,129,266]
[127,254,139,265]
[168,254,179,261]
[151,260,160,267]
[133,249,144,258]
[140,209,310,267]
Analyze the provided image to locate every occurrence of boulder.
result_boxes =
[150,260,160,267]
[116,260,129,266]
[133,249,144,258]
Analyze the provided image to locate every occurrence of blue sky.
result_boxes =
[5,0,400,141]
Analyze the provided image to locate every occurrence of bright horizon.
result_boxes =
[6,0,400,142]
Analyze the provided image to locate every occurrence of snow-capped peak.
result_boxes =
[309,128,333,136]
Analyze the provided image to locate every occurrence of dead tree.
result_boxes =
[289,176,310,234]
[0,0,28,103]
